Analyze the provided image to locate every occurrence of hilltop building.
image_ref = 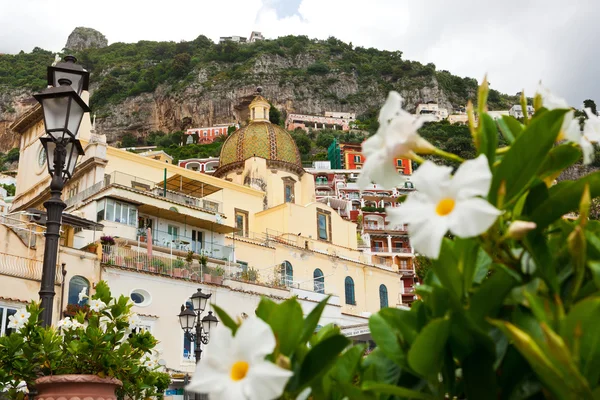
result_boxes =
[415,102,448,121]
[1,89,414,389]
[509,105,534,119]
[184,123,236,144]
[286,111,356,132]
[249,31,264,42]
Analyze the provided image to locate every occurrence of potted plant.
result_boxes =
[100,235,115,246]
[0,281,170,399]
[199,255,209,282]
[84,242,98,253]
[212,266,225,285]
[173,258,186,277]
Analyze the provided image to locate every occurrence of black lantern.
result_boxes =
[190,288,211,312]
[201,311,218,334]
[39,136,85,182]
[178,305,196,333]
[47,55,90,95]
[34,78,91,142]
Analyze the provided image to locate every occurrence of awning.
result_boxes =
[317,198,348,209]
[27,208,104,230]
[157,174,221,198]
[138,204,237,234]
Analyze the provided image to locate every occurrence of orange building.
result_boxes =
[339,143,412,174]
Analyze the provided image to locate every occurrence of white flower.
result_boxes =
[78,287,88,303]
[7,309,30,332]
[386,155,501,258]
[88,299,107,312]
[70,320,85,329]
[127,313,142,329]
[536,84,581,143]
[187,317,293,400]
[358,91,435,190]
[57,317,73,330]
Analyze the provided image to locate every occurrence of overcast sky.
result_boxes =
[0,0,597,106]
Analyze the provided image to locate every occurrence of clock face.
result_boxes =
[38,146,47,168]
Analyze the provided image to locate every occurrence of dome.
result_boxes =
[214,95,303,177]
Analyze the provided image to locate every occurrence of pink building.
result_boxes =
[184,124,236,144]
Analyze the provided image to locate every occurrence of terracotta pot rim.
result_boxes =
[35,374,123,386]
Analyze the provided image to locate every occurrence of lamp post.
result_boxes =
[34,56,89,327]
[178,288,218,400]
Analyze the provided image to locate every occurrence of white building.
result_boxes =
[415,103,448,121]
[509,105,534,119]
[248,31,264,43]
[219,36,247,44]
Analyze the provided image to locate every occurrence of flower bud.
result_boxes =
[276,354,291,370]
[507,220,537,239]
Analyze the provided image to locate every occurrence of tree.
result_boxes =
[120,133,138,148]
[583,99,597,116]
[269,103,282,125]
[316,133,334,149]
[5,148,19,163]
[290,132,312,156]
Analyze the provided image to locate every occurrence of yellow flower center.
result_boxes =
[230,361,249,381]
[436,198,456,216]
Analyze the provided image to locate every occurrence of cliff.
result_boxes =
[0,32,518,150]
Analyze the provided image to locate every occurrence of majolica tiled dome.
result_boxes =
[214,94,303,177]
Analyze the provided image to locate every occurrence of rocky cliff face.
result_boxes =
[0,89,36,151]
[95,54,455,144]
[65,27,108,51]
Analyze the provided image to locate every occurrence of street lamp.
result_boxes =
[178,289,218,399]
[34,57,90,327]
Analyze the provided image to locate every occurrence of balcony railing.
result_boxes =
[399,269,415,276]
[364,224,408,232]
[65,171,223,214]
[402,287,415,294]
[137,228,234,261]
[371,247,412,254]
[0,252,61,283]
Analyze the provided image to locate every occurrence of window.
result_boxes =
[400,259,408,269]
[379,284,389,309]
[130,289,152,307]
[345,276,356,305]
[98,198,138,226]
[316,209,331,242]
[313,269,324,294]
[67,183,79,199]
[353,155,361,163]
[396,159,403,167]
[168,225,179,240]
[0,305,18,336]
[373,241,384,250]
[285,185,293,203]
[281,261,293,287]
[235,209,249,236]
[68,276,90,306]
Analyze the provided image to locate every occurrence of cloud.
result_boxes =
[0,0,597,105]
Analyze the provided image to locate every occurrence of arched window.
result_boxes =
[281,261,293,287]
[313,269,324,294]
[67,276,90,306]
[379,284,388,309]
[345,276,355,305]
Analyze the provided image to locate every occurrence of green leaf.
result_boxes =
[300,296,330,344]
[561,297,600,385]
[489,319,590,400]
[537,144,581,184]
[587,261,600,289]
[211,304,239,335]
[330,344,365,384]
[454,237,481,295]
[362,348,402,385]
[432,239,462,301]
[407,318,451,379]
[497,115,524,144]
[259,298,304,356]
[369,313,405,366]
[478,114,498,167]
[530,171,600,230]
[298,334,350,387]
[469,264,521,324]
[489,109,567,207]
[462,348,497,399]
[362,382,435,400]
[379,307,419,346]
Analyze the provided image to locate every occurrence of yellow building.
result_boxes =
[1,90,413,383]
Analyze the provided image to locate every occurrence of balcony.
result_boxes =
[399,269,415,277]
[402,287,415,295]
[363,223,408,233]
[0,252,60,283]
[136,228,234,261]
[370,247,412,254]
[65,171,223,215]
